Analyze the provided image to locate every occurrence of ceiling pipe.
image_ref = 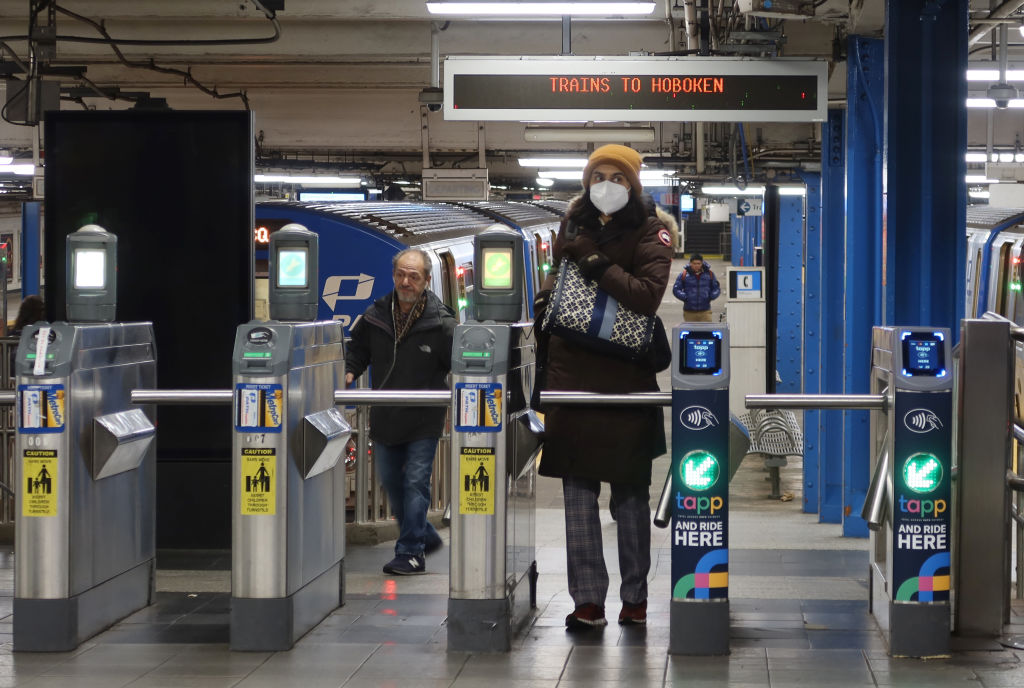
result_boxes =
[968,0,1024,46]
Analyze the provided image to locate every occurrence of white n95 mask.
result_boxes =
[589,180,630,215]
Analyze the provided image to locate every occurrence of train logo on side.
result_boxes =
[903,409,942,434]
[322,274,375,311]
[680,406,720,431]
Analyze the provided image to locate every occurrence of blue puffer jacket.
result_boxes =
[673,262,721,311]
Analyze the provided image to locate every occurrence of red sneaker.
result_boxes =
[618,600,647,625]
[565,603,607,629]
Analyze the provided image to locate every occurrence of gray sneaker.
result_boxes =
[383,554,426,575]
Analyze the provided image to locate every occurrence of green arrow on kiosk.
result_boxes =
[680,450,720,491]
[903,453,942,494]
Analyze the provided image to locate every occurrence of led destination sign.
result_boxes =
[453,74,817,112]
[444,56,828,122]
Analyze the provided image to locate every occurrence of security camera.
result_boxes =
[988,82,1018,109]
[419,87,444,112]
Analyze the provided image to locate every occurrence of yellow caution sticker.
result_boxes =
[459,447,495,515]
[23,450,57,517]
[241,448,276,515]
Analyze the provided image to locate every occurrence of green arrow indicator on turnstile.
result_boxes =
[679,450,720,491]
[903,453,942,494]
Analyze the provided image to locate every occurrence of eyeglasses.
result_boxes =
[393,269,426,284]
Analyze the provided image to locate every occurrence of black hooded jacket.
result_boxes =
[345,290,457,445]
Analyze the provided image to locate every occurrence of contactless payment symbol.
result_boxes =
[902,452,941,494]
[679,449,720,491]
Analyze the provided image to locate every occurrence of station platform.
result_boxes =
[0,258,1021,687]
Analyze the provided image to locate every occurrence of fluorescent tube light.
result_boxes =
[255,174,362,184]
[0,155,12,166]
[518,157,588,167]
[778,187,807,196]
[1000,153,1015,163]
[967,98,1024,108]
[525,126,656,143]
[969,190,991,199]
[426,2,656,16]
[966,152,989,162]
[536,178,555,187]
[0,163,35,175]
[966,175,999,183]
[701,185,767,195]
[535,169,675,182]
[967,69,1024,81]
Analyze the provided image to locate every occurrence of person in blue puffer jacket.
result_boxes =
[673,253,721,321]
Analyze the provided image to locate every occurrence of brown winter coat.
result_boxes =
[538,198,673,486]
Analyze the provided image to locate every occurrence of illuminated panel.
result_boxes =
[902,453,942,495]
[678,330,723,375]
[277,248,308,288]
[900,331,946,377]
[679,449,720,491]
[74,248,106,289]
[481,247,513,289]
[444,57,828,122]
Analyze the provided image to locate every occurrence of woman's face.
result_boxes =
[589,163,631,192]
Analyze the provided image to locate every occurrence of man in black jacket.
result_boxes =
[345,248,457,575]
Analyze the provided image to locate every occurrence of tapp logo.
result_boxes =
[322,274,375,310]
[904,409,942,434]
[679,406,719,431]
[676,494,723,515]
[898,495,947,515]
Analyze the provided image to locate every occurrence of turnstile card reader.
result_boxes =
[869,327,952,657]
[65,225,117,323]
[268,224,319,322]
[14,321,157,651]
[230,320,349,651]
[669,323,730,655]
[449,225,540,652]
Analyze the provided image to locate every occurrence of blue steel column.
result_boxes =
[818,113,845,523]
[776,196,803,393]
[20,202,41,296]
[799,171,822,514]
[885,0,967,331]
[843,36,884,538]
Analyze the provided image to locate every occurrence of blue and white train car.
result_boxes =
[965,206,1024,322]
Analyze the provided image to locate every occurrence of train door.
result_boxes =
[1010,239,1024,324]
[435,250,456,310]
[532,231,553,290]
[429,242,474,322]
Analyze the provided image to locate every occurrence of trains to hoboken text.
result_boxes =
[254,200,568,333]
[966,206,1024,323]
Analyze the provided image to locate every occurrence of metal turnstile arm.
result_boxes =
[653,471,673,528]
[745,393,888,410]
[539,391,671,406]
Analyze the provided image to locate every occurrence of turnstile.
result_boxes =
[868,326,952,657]
[230,320,350,651]
[448,321,541,651]
[14,322,157,651]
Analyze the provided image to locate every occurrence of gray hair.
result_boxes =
[392,248,432,278]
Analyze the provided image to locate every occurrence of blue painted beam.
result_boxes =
[21,201,41,297]
[843,35,885,538]
[819,111,845,524]
[885,0,967,334]
[799,171,822,514]
[776,195,803,394]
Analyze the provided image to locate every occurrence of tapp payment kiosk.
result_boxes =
[663,323,731,655]
[230,225,350,651]
[448,225,542,652]
[14,226,158,651]
[868,327,952,657]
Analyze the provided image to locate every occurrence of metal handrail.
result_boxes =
[745,393,888,410]
[540,391,671,406]
[1008,468,1024,493]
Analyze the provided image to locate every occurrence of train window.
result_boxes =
[971,248,982,318]
[997,243,1013,316]
[533,232,552,286]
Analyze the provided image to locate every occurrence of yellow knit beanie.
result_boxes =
[582,144,643,195]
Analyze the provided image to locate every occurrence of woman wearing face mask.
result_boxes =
[534,144,673,629]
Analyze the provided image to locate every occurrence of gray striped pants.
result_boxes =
[562,476,651,607]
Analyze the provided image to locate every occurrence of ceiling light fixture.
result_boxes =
[0,163,35,176]
[966,98,1024,108]
[254,174,362,184]
[518,157,588,167]
[426,2,656,16]
[524,126,656,143]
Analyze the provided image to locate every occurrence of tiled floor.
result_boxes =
[1,260,1023,686]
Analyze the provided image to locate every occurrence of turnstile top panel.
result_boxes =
[233,320,345,378]
[965,206,1024,231]
[14,322,156,378]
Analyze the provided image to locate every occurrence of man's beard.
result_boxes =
[397,290,420,304]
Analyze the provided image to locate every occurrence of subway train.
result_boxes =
[966,205,1024,322]
[254,200,562,331]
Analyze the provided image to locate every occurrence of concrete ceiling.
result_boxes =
[0,1,1013,191]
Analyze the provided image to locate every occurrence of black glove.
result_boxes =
[561,235,598,261]
[577,251,612,281]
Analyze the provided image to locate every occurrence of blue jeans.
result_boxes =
[374,438,442,556]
